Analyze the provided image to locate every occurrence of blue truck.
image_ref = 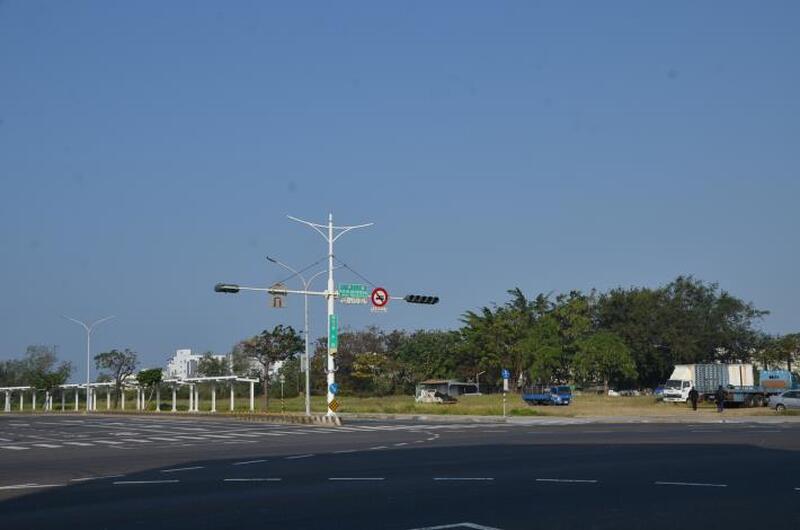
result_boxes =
[522,385,572,406]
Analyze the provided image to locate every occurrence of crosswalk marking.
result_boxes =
[33,444,63,448]
[1,446,29,451]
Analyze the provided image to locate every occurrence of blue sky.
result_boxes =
[1,1,798,380]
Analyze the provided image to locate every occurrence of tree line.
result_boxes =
[3,276,798,399]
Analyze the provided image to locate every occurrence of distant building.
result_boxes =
[164,349,228,380]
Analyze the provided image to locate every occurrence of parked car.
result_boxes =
[769,390,800,412]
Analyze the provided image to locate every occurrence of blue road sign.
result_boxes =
[501,369,510,380]
[329,383,339,395]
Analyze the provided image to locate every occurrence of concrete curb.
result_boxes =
[12,410,343,426]
[340,412,800,425]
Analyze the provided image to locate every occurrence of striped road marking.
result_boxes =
[536,478,598,484]
[655,481,727,488]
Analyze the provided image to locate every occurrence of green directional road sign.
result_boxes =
[338,283,369,304]
[328,314,338,353]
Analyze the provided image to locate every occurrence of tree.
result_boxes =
[239,325,303,410]
[17,345,72,392]
[137,368,163,409]
[573,332,637,393]
[197,353,229,377]
[95,349,138,408]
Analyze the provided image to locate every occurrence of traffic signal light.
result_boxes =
[404,294,439,304]
[214,283,240,293]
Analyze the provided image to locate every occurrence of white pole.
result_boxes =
[326,213,336,417]
[62,391,65,411]
[93,390,97,411]
[45,391,49,411]
[304,288,311,416]
[172,387,177,412]
[20,391,24,411]
[189,384,194,412]
[74,389,79,410]
[4,391,9,412]
[230,383,234,412]
[32,391,36,411]
[107,389,111,410]
[211,384,216,413]
[121,389,125,410]
[249,381,254,412]
[64,316,114,415]
[156,387,160,413]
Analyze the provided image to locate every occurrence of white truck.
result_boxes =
[662,363,754,403]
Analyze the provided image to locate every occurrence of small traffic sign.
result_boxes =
[329,383,339,395]
[328,398,341,412]
[371,287,389,308]
[501,369,510,380]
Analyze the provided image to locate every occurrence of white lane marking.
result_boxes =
[751,430,781,433]
[0,437,12,442]
[233,459,267,466]
[333,449,357,454]
[161,466,204,473]
[202,434,236,439]
[405,522,502,530]
[394,442,408,447]
[63,442,94,447]
[536,478,598,484]
[329,477,385,481]
[285,454,314,460]
[0,483,62,491]
[8,423,30,427]
[113,480,180,485]
[148,437,182,442]
[655,481,727,488]
[32,444,63,448]
[228,433,261,438]
[273,431,308,435]
[433,477,494,481]
[94,440,123,445]
[252,432,285,437]
[1,446,29,451]
[70,475,124,482]
[121,439,152,443]
[223,478,281,482]
[690,430,720,433]
[369,446,388,450]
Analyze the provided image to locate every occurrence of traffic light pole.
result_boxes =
[216,212,439,420]
[288,213,373,417]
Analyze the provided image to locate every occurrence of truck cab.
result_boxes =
[663,379,692,402]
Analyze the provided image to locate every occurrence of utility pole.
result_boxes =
[63,315,114,413]
[287,214,372,417]
[215,212,438,420]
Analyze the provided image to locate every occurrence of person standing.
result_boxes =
[689,387,699,411]
[714,385,725,413]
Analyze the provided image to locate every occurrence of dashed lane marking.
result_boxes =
[0,483,62,490]
[333,449,358,454]
[285,454,314,460]
[1,446,29,451]
[113,480,179,485]
[369,446,388,450]
[655,481,727,488]
[536,478,598,484]
[121,439,152,443]
[223,478,281,482]
[329,477,385,481]
[63,442,94,447]
[94,440,123,445]
[232,459,267,466]
[32,444,63,449]
[148,437,182,442]
[161,466,204,473]
[70,475,124,482]
[433,478,495,481]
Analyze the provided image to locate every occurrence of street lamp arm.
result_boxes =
[63,315,90,332]
[88,315,115,332]
[287,215,330,241]
[331,223,374,243]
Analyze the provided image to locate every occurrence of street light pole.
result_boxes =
[287,214,372,418]
[266,256,331,417]
[63,315,114,413]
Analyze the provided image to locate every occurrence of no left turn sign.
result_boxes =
[371,287,389,308]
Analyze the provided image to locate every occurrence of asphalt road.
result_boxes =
[1,414,799,529]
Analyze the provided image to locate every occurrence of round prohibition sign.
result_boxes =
[371,287,389,308]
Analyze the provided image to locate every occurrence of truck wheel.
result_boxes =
[776,404,786,414]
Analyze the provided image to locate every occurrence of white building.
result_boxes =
[164,349,228,380]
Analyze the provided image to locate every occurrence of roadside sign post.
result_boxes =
[502,369,510,418]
